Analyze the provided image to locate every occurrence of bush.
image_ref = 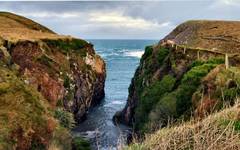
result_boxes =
[36,54,54,68]
[63,73,71,89]
[49,126,72,150]
[176,63,220,115]
[141,45,153,61]
[135,75,176,130]
[157,47,169,65]
[147,92,177,132]
[72,137,91,150]
[137,58,224,133]
[44,39,88,56]
[54,108,75,129]
[190,57,224,68]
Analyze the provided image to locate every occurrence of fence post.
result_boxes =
[197,50,200,60]
[184,46,186,54]
[225,53,229,69]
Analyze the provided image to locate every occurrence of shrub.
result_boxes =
[72,137,91,150]
[0,66,52,149]
[137,58,224,133]
[141,45,153,61]
[63,73,71,89]
[135,75,176,130]
[36,54,53,68]
[54,108,75,129]
[49,126,72,150]
[147,92,177,132]
[157,47,169,65]
[223,88,240,103]
[44,39,88,57]
[190,57,224,68]
[176,63,220,115]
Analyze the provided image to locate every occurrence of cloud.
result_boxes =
[17,8,173,35]
[210,0,240,8]
[89,11,171,30]
[19,12,83,18]
[0,1,239,39]
[220,0,240,5]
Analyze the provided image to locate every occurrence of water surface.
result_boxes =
[72,39,158,149]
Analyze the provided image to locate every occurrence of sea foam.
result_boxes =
[124,51,144,58]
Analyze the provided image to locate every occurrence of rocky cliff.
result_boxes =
[0,12,105,149]
[115,20,240,133]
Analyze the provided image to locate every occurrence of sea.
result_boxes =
[72,39,158,150]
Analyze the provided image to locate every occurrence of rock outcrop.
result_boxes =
[0,12,105,149]
[115,20,240,133]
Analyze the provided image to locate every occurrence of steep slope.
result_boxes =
[0,11,106,122]
[127,103,240,150]
[0,12,105,149]
[114,20,240,134]
[0,64,72,149]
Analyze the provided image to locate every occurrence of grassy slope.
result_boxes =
[127,102,240,150]
[0,11,77,41]
[0,62,70,149]
[164,20,240,54]
[0,12,55,33]
[0,12,93,149]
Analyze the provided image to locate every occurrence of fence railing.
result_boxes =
[160,41,240,69]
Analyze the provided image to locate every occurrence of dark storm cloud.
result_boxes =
[0,0,239,39]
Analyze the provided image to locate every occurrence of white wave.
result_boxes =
[111,100,124,105]
[124,51,144,58]
[80,130,100,139]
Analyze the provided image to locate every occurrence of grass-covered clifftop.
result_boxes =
[115,20,240,138]
[0,12,105,149]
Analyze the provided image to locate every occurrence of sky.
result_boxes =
[0,0,240,39]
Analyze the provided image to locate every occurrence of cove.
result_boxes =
[72,39,158,149]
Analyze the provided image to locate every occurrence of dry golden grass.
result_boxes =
[0,12,72,41]
[165,20,240,54]
[127,101,240,150]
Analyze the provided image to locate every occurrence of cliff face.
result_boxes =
[115,20,240,133]
[0,12,106,122]
[0,12,105,149]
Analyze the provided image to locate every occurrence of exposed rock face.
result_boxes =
[115,20,240,131]
[0,12,106,123]
[0,12,105,149]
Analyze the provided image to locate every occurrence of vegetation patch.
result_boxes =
[0,66,50,149]
[135,75,176,131]
[134,57,224,133]
[141,45,153,61]
[72,137,91,150]
[43,38,89,57]
[127,104,240,150]
[54,108,75,129]
[156,47,169,65]
[36,54,54,68]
